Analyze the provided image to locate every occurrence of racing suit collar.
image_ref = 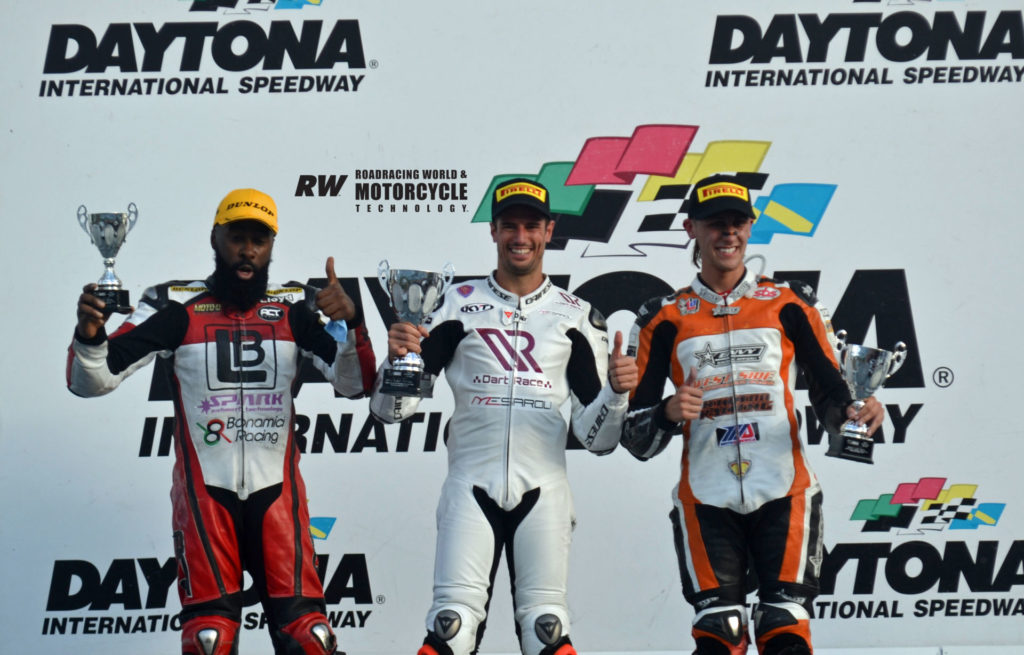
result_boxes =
[692,267,759,305]
[486,272,552,306]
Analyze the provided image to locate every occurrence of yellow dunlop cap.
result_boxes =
[214,188,278,234]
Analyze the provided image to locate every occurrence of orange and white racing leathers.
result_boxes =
[623,267,852,654]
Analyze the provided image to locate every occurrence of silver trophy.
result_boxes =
[77,203,139,314]
[827,330,907,464]
[378,260,454,397]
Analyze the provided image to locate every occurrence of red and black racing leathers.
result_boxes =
[67,278,375,655]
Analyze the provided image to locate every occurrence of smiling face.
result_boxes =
[490,207,554,295]
[684,210,754,292]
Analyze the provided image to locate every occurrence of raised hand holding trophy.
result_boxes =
[378,259,454,397]
[77,203,138,314]
[827,329,908,464]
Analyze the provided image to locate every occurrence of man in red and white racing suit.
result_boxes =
[622,175,883,655]
[67,189,375,655]
[370,178,637,655]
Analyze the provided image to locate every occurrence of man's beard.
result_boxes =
[212,251,270,311]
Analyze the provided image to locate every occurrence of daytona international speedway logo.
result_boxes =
[472,124,837,257]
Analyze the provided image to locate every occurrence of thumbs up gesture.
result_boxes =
[315,256,356,321]
[608,330,638,394]
[665,367,703,423]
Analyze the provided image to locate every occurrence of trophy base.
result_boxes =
[94,287,132,314]
[826,430,875,464]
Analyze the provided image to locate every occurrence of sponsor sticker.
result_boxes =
[753,287,781,300]
[258,306,284,321]
[679,297,700,315]
[699,181,750,203]
[496,181,547,203]
[716,423,761,446]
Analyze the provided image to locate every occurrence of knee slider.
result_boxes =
[534,613,564,646]
[753,602,808,636]
[276,613,338,655]
[518,607,570,655]
[692,606,748,647]
[423,607,476,655]
[181,615,240,655]
[433,608,462,641]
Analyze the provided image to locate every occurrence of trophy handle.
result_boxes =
[835,329,847,349]
[834,329,848,360]
[126,202,139,233]
[76,205,92,241]
[886,342,908,378]
[441,262,455,294]
[377,260,392,300]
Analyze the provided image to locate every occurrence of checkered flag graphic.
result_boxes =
[920,497,977,525]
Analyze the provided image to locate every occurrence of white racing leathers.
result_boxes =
[370,274,626,655]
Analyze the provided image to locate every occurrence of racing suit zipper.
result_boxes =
[502,300,522,508]
[722,299,746,507]
[237,313,247,499]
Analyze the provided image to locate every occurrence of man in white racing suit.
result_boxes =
[370,178,638,655]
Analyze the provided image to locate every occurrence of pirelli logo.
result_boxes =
[698,182,749,203]
[266,287,303,295]
[496,182,547,204]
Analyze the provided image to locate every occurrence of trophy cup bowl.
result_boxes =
[378,259,454,397]
[77,203,138,314]
[827,329,907,464]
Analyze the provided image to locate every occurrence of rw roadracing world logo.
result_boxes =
[472,123,838,257]
[39,0,371,98]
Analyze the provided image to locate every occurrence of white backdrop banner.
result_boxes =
[1,1,1022,653]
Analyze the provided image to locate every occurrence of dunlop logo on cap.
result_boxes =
[698,182,749,203]
[496,182,547,204]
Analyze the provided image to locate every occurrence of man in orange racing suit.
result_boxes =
[67,189,375,655]
[622,174,883,655]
